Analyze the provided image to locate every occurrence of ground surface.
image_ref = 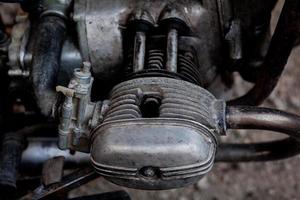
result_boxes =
[70,1,300,199]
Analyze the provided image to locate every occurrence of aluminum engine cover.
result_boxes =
[91,77,225,189]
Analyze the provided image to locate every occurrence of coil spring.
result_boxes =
[126,48,202,85]
[178,54,203,85]
[145,49,202,85]
[146,49,164,70]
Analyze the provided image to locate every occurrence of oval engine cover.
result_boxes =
[91,119,217,190]
[90,77,224,190]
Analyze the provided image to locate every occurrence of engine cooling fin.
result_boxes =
[90,77,225,190]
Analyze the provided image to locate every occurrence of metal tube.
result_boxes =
[228,0,300,105]
[166,29,178,72]
[217,106,300,162]
[226,106,300,140]
[216,138,300,162]
[133,31,146,72]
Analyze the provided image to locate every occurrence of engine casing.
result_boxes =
[90,77,225,189]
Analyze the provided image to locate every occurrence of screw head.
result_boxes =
[142,167,156,177]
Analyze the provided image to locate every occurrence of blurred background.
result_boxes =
[69,1,300,199]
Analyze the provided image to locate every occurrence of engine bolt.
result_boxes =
[142,167,156,177]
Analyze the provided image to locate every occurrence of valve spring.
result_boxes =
[178,54,203,86]
[146,49,165,70]
[125,49,202,86]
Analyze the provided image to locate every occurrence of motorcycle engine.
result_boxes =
[4,0,277,190]
[62,0,226,189]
